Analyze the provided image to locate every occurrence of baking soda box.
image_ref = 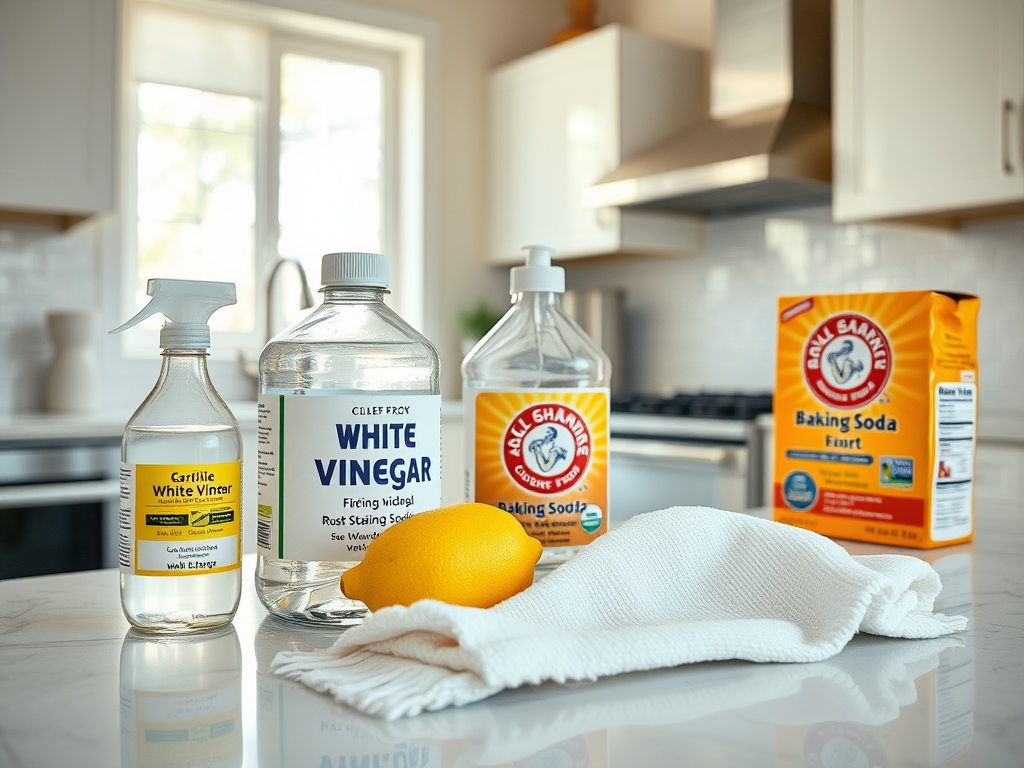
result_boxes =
[773,291,980,548]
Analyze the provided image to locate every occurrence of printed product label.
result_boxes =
[773,290,980,548]
[119,462,241,576]
[257,394,442,562]
[931,382,976,541]
[467,389,609,548]
[802,312,892,409]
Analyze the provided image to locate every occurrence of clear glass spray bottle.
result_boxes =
[112,279,242,633]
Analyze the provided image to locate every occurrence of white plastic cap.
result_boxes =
[321,252,389,288]
[510,244,564,294]
[109,278,236,350]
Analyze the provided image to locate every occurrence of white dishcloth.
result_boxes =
[272,506,967,720]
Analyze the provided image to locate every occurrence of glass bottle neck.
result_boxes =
[157,349,214,392]
[322,287,389,304]
[512,291,561,308]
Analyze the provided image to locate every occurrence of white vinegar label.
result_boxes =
[257,394,442,562]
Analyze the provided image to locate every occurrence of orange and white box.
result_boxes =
[773,291,980,548]
[466,389,609,550]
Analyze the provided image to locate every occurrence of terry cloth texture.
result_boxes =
[272,506,967,720]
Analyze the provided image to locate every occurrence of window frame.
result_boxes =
[266,32,402,309]
[118,0,425,361]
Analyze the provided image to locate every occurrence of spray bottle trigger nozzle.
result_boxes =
[110,278,236,348]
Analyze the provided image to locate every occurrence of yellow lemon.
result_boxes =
[340,503,543,611]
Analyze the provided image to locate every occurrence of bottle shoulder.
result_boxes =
[126,386,241,432]
[259,301,440,393]
[462,301,610,389]
[267,301,436,349]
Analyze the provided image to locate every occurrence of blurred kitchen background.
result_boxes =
[2,0,1022,576]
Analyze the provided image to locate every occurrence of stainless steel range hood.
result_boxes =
[584,0,832,216]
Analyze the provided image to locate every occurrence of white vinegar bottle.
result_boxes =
[462,245,611,565]
[112,279,242,633]
[256,252,441,625]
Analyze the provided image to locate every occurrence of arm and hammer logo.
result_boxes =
[502,403,592,494]
[803,313,893,409]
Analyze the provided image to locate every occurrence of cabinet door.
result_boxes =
[490,31,620,262]
[0,0,116,215]
[834,0,1024,222]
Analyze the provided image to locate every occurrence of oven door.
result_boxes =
[609,438,749,525]
[0,444,121,578]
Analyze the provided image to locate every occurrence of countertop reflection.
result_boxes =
[1,503,1020,768]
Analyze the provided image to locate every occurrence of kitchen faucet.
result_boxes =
[239,256,316,380]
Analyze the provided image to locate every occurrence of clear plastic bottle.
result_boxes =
[256,252,441,624]
[462,245,611,565]
[113,279,243,633]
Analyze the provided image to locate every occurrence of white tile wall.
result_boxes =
[3,205,1023,423]
[0,217,263,418]
[0,221,102,413]
[564,205,1024,420]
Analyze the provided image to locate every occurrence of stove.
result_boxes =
[607,393,773,522]
[612,392,773,420]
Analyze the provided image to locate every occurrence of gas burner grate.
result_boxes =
[611,392,773,420]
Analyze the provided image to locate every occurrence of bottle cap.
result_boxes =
[109,278,236,349]
[321,252,389,288]
[510,244,564,294]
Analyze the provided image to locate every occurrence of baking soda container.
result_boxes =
[462,245,611,565]
[112,279,243,633]
[773,290,980,548]
[256,252,441,625]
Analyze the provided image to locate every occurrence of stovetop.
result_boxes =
[611,392,773,421]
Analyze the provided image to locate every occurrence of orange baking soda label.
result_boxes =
[468,389,609,548]
[773,291,979,549]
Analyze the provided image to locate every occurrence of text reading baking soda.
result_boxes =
[257,394,441,562]
[472,391,608,548]
[119,462,241,576]
[773,291,979,549]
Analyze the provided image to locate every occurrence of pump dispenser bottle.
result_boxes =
[112,279,243,633]
[256,252,441,625]
[463,245,611,565]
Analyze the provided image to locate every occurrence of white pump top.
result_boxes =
[510,244,564,294]
[110,278,237,349]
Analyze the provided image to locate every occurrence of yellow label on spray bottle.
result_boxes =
[119,461,242,576]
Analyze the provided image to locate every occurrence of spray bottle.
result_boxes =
[111,278,242,633]
[462,245,611,565]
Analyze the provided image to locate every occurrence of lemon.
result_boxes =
[340,503,543,611]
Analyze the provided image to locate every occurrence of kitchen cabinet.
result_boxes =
[490,24,704,263]
[833,0,1024,225]
[0,0,117,226]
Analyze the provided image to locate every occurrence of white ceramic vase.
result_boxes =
[45,309,100,413]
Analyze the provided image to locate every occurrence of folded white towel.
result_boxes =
[272,506,967,720]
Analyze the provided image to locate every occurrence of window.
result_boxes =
[121,0,422,356]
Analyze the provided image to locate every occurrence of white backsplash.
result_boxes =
[2,205,1023,420]
[564,206,1024,419]
[0,221,102,413]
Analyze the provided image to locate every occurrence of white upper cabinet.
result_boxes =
[490,25,704,263]
[0,0,117,219]
[834,0,1024,224]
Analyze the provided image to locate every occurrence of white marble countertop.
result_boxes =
[0,503,1021,767]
